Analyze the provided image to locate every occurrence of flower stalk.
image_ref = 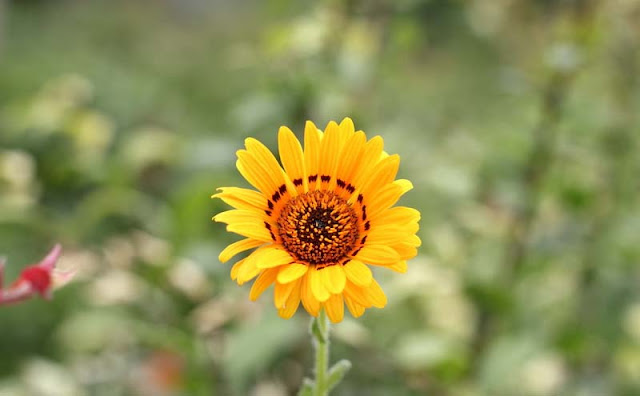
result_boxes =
[313,309,329,396]
[299,309,351,396]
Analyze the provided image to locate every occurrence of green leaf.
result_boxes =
[297,378,314,396]
[326,359,352,392]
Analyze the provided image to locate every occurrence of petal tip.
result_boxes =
[39,244,62,271]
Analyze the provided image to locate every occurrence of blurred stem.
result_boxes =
[504,72,571,277]
[471,1,597,375]
[575,6,639,370]
[0,0,5,58]
[313,309,330,396]
[472,68,577,375]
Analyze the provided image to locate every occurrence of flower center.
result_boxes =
[277,190,359,266]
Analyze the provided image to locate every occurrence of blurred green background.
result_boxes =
[1,0,639,395]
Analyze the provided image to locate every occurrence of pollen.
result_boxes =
[277,190,359,266]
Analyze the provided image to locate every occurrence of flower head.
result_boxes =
[0,244,73,305]
[213,118,420,323]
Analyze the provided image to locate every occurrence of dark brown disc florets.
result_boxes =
[277,190,359,266]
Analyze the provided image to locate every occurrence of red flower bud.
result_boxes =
[0,244,72,306]
[17,266,52,297]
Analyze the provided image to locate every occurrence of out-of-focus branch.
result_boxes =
[470,70,575,372]
[470,0,599,372]
[504,72,571,277]
[575,2,639,372]
[0,0,5,59]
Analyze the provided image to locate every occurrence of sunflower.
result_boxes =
[212,118,420,323]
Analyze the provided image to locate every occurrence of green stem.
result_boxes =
[299,309,351,396]
[313,309,330,396]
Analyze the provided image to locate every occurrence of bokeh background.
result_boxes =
[1,0,639,395]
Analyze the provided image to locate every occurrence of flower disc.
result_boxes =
[278,190,359,267]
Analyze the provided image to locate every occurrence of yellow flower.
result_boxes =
[213,118,420,323]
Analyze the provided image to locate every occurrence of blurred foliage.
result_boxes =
[1,0,640,395]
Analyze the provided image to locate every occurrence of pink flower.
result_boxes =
[0,244,74,306]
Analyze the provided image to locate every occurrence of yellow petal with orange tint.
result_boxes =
[388,260,408,273]
[212,187,267,210]
[364,279,387,308]
[301,274,321,316]
[237,257,260,285]
[274,280,297,308]
[364,225,413,246]
[219,239,264,263]
[324,294,345,323]
[278,280,301,319]
[304,121,321,189]
[359,154,400,199]
[371,206,421,224]
[278,126,307,192]
[308,266,330,302]
[366,180,413,218]
[236,153,276,195]
[230,259,245,281]
[249,269,278,301]
[321,264,346,294]
[226,223,272,242]
[277,263,308,284]
[343,260,373,287]
[343,281,371,308]
[353,245,401,265]
[344,295,365,318]
[254,248,295,269]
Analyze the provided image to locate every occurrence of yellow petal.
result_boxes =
[212,187,267,210]
[244,138,289,190]
[345,295,365,318]
[366,180,413,219]
[249,268,278,301]
[226,223,273,242]
[359,154,400,199]
[364,279,387,308]
[304,121,321,190]
[230,259,245,281]
[274,280,297,308]
[254,247,294,269]
[317,121,342,187]
[277,263,308,284]
[343,281,371,308]
[392,242,418,260]
[350,136,385,189]
[339,117,355,135]
[236,152,277,195]
[278,280,301,319]
[371,206,421,225]
[278,126,307,193]
[324,294,345,323]
[335,131,367,185]
[213,209,268,225]
[309,266,330,302]
[388,260,408,273]
[343,260,373,287]
[219,238,264,263]
[301,273,320,316]
[364,225,414,246]
[406,234,422,247]
[353,245,401,265]
[321,264,346,294]
[237,256,260,285]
